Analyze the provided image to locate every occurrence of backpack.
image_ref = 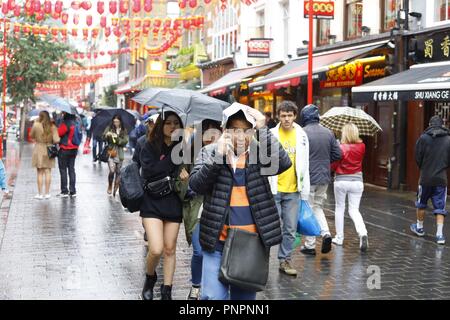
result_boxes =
[119,162,144,212]
[72,121,83,146]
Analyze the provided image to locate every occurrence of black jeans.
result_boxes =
[58,149,78,194]
[93,138,104,161]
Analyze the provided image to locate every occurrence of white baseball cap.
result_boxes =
[222,102,256,128]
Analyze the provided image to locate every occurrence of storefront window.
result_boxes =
[346,0,363,39]
[435,0,450,21]
[317,19,331,46]
[383,0,401,31]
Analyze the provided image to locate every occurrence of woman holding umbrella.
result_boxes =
[102,115,129,197]
[331,123,369,252]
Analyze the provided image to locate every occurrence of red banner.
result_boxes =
[304,0,335,20]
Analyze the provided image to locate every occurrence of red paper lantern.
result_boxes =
[36,11,44,21]
[113,27,121,37]
[80,53,85,59]
[100,51,105,56]
[173,18,182,29]
[134,19,141,28]
[122,18,130,27]
[189,0,197,8]
[183,19,190,29]
[179,0,186,9]
[52,11,60,19]
[61,28,67,36]
[132,0,140,13]
[144,0,152,12]
[23,25,31,34]
[92,28,99,38]
[61,13,69,24]
[43,0,51,13]
[86,15,93,26]
[51,28,58,36]
[13,4,20,16]
[13,24,20,33]
[104,27,111,37]
[7,0,15,10]
[81,1,91,10]
[72,29,78,37]
[54,0,62,13]
[153,19,162,28]
[73,14,79,25]
[109,0,117,14]
[100,16,107,28]
[94,52,98,59]
[32,26,40,35]
[119,0,128,14]
[143,19,151,28]
[204,0,212,3]
[71,1,80,10]
[97,1,104,14]
[33,0,41,12]
[86,53,91,59]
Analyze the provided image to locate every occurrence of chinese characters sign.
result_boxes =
[320,61,363,88]
[417,31,450,63]
[304,1,335,20]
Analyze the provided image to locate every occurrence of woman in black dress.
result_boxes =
[140,111,189,300]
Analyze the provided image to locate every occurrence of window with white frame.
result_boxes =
[281,1,290,57]
[435,0,450,22]
[212,2,239,61]
[255,10,265,38]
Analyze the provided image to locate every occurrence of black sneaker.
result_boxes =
[321,234,332,254]
[69,192,77,198]
[144,232,148,242]
[57,192,69,198]
[360,235,369,252]
[300,246,316,256]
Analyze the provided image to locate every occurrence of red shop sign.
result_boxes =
[304,0,335,20]
[247,39,271,58]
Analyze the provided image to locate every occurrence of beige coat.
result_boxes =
[30,122,60,169]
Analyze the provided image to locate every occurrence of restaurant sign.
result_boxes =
[416,31,450,63]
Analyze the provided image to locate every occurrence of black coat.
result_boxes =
[415,125,450,187]
[189,127,292,253]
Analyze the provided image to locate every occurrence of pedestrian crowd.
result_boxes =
[18,100,449,301]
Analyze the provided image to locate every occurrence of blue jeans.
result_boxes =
[201,250,257,300]
[0,160,7,190]
[191,223,203,286]
[274,192,300,261]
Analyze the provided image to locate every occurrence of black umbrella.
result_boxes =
[126,109,142,121]
[90,109,136,139]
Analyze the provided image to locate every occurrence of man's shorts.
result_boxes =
[415,185,448,216]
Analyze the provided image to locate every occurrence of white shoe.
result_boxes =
[44,194,51,199]
[34,194,44,200]
[332,237,344,246]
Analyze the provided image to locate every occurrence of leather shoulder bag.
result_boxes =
[144,176,175,198]
[219,219,270,292]
[47,144,59,159]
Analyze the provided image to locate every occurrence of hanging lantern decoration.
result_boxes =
[119,0,129,14]
[81,1,91,10]
[43,0,51,13]
[104,27,111,38]
[79,53,85,59]
[33,0,41,12]
[94,52,98,59]
[23,24,31,34]
[36,11,44,21]
[51,27,58,37]
[32,25,40,36]
[100,51,105,56]
[86,53,91,59]
[61,13,69,24]
[153,18,162,28]
[13,24,20,34]
[97,0,104,14]
[144,0,152,12]
[178,0,186,9]
[173,18,182,30]
[13,4,20,16]
[52,11,60,19]
[113,27,121,37]
[134,18,141,28]
[122,18,130,28]
[71,1,80,10]
[100,16,107,28]
[220,0,227,10]
[72,28,78,37]
[183,18,191,29]
[204,0,212,3]
[132,0,140,13]
[40,26,49,36]
[73,14,79,25]
[83,28,89,40]
[111,17,119,26]
[54,0,63,13]
[61,28,67,37]
[92,28,99,39]
[143,18,151,28]
[109,0,117,14]
[189,0,197,8]
[86,15,93,27]
[7,0,15,10]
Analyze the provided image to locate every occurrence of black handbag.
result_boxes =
[99,146,110,162]
[47,144,59,159]
[144,176,175,198]
[219,227,270,292]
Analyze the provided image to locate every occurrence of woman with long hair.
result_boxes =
[331,123,369,252]
[103,115,129,197]
[140,111,188,300]
[30,111,60,199]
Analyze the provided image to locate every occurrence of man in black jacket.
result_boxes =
[189,103,291,300]
[411,115,450,245]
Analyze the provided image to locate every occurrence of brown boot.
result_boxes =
[113,178,120,197]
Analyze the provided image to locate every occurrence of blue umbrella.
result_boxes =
[40,94,78,115]
[27,109,41,118]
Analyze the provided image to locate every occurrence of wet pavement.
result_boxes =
[0,138,449,300]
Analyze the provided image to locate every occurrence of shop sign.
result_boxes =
[320,61,363,88]
[416,31,450,63]
[247,39,271,58]
[304,1,335,20]
[355,89,450,103]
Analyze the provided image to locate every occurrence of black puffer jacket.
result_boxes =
[415,125,450,186]
[189,127,292,253]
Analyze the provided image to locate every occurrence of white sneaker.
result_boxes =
[332,237,344,246]
[34,194,44,200]
[44,194,51,199]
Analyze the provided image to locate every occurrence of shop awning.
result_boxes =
[250,41,388,91]
[352,61,450,103]
[199,61,283,96]
[114,76,146,94]
[115,83,131,95]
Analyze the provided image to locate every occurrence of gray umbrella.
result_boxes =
[40,95,78,115]
[131,88,169,105]
[144,89,230,126]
